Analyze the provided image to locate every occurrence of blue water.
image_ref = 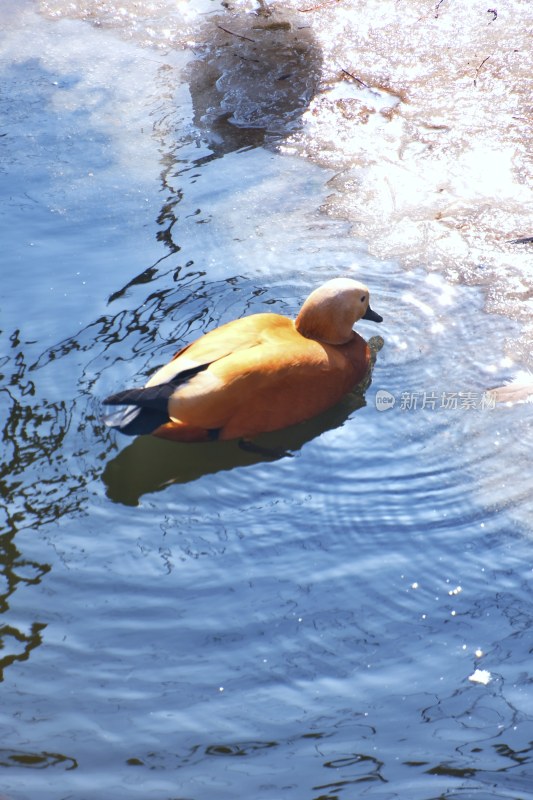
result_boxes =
[1,4,532,800]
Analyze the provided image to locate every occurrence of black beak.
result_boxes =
[363,305,383,323]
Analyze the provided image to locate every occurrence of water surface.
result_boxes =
[1,2,532,799]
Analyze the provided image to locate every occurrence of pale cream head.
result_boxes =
[295,278,381,345]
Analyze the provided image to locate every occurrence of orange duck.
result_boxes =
[104,278,382,443]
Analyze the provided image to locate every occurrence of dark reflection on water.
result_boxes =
[37,272,278,371]
[0,619,47,682]
[0,329,56,684]
[205,739,278,757]
[0,749,77,771]
[1,335,85,534]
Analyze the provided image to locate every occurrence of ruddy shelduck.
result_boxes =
[104,278,382,443]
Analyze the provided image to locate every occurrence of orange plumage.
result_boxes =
[104,278,382,443]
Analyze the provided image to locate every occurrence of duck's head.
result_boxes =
[295,278,383,345]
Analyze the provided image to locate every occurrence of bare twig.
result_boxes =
[474,55,490,86]
[434,0,446,18]
[341,68,370,89]
[217,25,256,43]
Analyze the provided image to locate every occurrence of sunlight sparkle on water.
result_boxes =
[448,586,462,596]
[468,669,492,685]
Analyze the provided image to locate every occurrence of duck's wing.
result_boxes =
[103,314,289,435]
[144,313,286,388]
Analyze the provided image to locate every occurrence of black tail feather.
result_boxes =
[104,405,171,436]
[104,382,176,412]
[103,362,211,436]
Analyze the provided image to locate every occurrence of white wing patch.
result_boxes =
[144,356,202,388]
